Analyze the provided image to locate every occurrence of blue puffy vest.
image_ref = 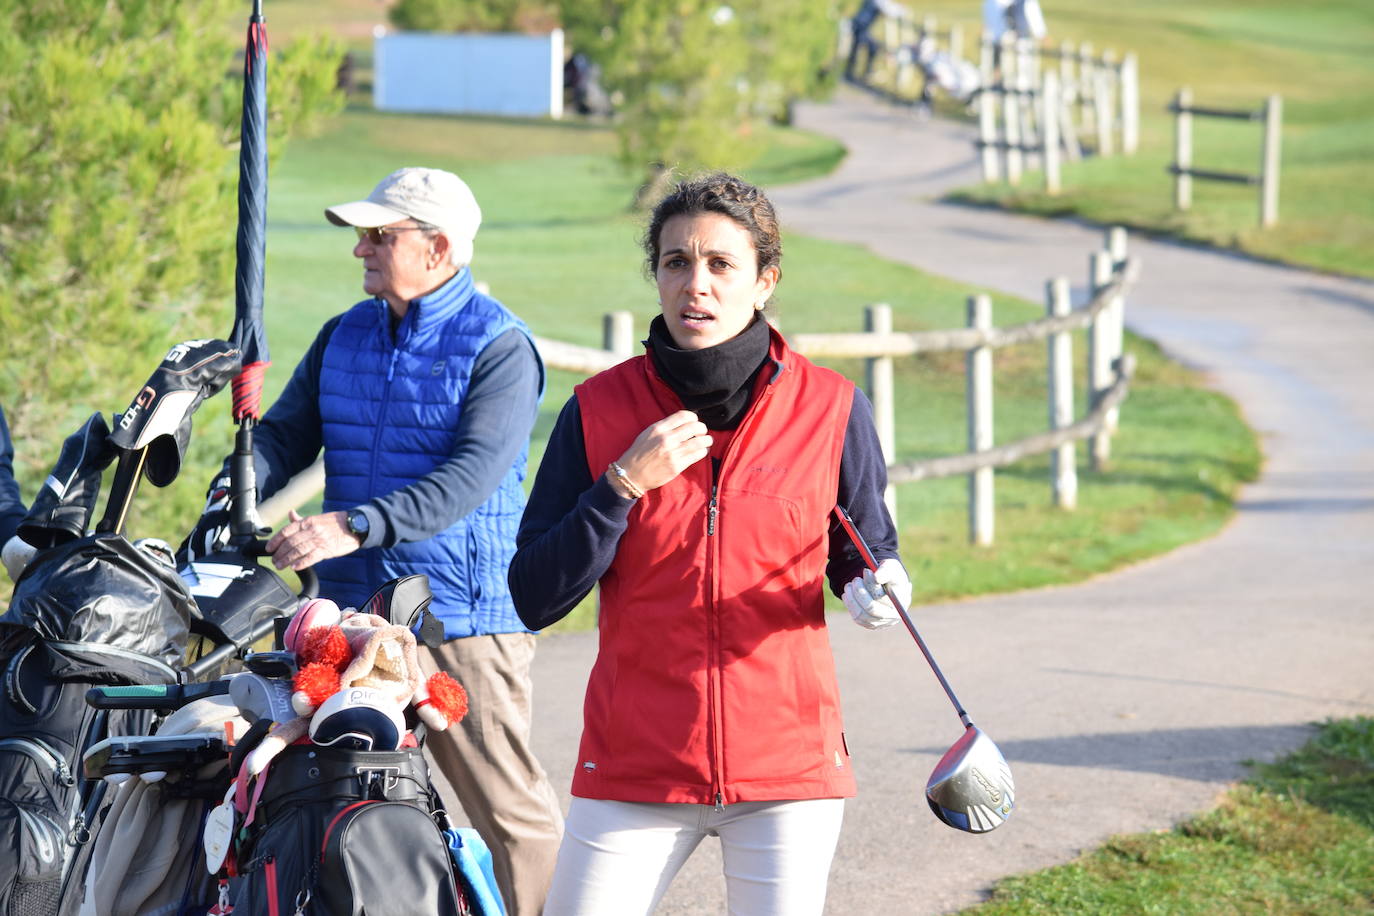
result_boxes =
[314,269,538,638]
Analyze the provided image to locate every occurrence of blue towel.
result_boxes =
[444,827,507,916]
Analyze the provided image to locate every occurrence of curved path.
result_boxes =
[522,88,1374,913]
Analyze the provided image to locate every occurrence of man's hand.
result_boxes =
[265,509,361,571]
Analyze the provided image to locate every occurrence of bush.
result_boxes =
[0,0,343,542]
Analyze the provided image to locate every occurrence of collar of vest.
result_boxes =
[383,267,476,341]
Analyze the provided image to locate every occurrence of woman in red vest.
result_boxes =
[510,173,912,915]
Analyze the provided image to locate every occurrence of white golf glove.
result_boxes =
[842,558,912,630]
[3,535,37,583]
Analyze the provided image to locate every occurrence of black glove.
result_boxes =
[18,412,115,550]
[176,473,232,566]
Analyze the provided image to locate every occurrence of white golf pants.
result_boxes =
[544,796,845,916]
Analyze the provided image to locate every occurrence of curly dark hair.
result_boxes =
[642,172,783,287]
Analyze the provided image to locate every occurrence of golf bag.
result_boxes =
[0,534,190,915]
[0,337,307,915]
[228,744,464,915]
[81,574,501,916]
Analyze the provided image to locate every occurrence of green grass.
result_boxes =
[961,717,1374,914]
[261,107,1258,632]
[905,0,1374,278]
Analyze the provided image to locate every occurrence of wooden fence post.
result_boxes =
[1095,49,1115,157]
[967,294,994,545]
[1120,53,1139,154]
[978,75,1001,182]
[1105,227,1128,435]
[1016,37,1038,152]
[1077,42,1094,137]
[1046,277,1077,509]
[1174,87,1193,210]
[1260,94,1282,227]
[602,311,634,359]
[865,304,898,524]
[1088,252,1113,470]
[1042,70,1061,194]
[1000,34,1022,184]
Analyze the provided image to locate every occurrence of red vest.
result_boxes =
[574,329,858,805]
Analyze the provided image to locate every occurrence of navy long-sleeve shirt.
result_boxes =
[0,407,25,546]
[509,387,901,630]
[240,319,541,550]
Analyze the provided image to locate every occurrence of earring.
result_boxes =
[754,302,766,311]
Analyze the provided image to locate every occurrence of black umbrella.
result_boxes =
[228,0,271,540]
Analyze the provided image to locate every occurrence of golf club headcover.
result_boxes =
[175,473,233,566]
[307,687,406,752]
[842,558,911,630]
[17,412,115,550]
[108,338,241,487]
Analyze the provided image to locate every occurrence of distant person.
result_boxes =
[983,0,1046,42]
[181,167,563,915]
[510,172,913,914]
[1,407,27,580]
[845,0,883,81]
[563,51,612,117]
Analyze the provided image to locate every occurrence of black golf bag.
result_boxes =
[0,534,190,914]
[0,338,303,915]
[81,575,495,916]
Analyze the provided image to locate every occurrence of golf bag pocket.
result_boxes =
[315,801,463,916]
[0,742,71,909]
[0,633,166,915]
[229,744,463,915]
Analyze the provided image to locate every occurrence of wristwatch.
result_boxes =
[345,508,370,541]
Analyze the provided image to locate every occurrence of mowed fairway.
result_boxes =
[263,107,1258,624]
[907,0,1374,278]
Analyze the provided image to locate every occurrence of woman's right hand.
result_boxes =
[611,410,712,496]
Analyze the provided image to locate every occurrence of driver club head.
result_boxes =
[925,725,1015,833]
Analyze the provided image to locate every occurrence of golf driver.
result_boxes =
[832,506,1015,833]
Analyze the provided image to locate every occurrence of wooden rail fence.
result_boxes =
[1169,88,1283,228]
[976,34,1139,192]
[261,232,1137,547]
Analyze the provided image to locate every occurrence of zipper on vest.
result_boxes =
[707,457,721,536]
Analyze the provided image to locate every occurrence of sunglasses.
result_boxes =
[354,225,427,245]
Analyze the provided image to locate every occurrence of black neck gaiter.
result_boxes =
[647,314,772,431]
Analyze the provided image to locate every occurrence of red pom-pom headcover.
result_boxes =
[301,625,350,671]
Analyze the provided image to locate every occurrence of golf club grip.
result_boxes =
[86,681,229,711]
[831,506,973,728]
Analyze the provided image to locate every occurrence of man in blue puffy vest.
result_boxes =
[184,167,562,914]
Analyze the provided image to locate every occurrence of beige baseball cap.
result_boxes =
[325,167,482,258]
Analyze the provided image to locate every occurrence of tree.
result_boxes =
[390,0,560,33]
[0,0,342,539]
[561,0,841,202]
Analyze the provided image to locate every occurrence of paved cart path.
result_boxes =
[522,88,1374,914]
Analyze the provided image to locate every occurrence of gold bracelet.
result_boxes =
[607,461,644,499]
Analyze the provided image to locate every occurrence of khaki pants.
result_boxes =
[419,632,565,916]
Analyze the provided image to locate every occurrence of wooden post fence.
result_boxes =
[1046,277,1077,509]
[255,237,1140,547]
[967,294,994,546]
[1170,88,1283,228]
[975,35,1137,193]
[866,304,898,522]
